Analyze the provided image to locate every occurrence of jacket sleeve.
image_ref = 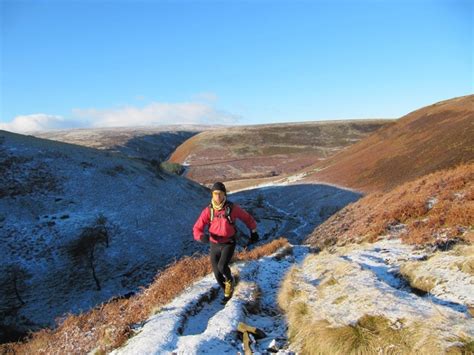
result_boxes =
[232,204,257,231]
[193,207,210,241]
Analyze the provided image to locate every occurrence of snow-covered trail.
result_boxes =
[112,245,310,354]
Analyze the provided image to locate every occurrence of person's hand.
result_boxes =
[249,230,259,244]
[199,234,210,243]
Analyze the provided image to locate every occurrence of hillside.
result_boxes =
[305,163,473,249]
[300,95,474,193]
[5,164,472,353]
[0,130,211,343]
[33,125,212,163]
[169,120,391,185]
[2,146,472,353]
[1,96,472,353]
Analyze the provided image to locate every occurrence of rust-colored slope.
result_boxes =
[168,133,202,163]
[306,163,474,248]
[302,95,474,193]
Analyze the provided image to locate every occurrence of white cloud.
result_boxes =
[0,114,86,134]
[73,101,240,128]
[0,99,240,133]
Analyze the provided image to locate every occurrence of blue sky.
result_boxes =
[0,0,472,132]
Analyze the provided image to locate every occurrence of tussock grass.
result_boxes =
[277,266,302,312]
[446,335,474,354]
[233,237,288,261]
[458,258,474,276]
[452,245,474,257]
[284,307,451,355]
[333,295,348,304]
[452,245,474,276]
[307,163,474,248]
[399,263,437,293]
[287,300,311,341]
[319,276,338,288]
[399,243,474,297]
[286,313,429,355]
[1,238,289,354]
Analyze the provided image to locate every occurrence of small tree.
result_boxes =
[95,213,109,247]
[159,161,185,175]
[0,264,31,308]
[68,220,109,291]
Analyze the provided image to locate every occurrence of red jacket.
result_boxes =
[193,202,257,244]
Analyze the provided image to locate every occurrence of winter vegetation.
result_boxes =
[282,162,474,354]
[110,242,300,355]
[158,161,185,175]
[306,163,473,248]
[399,243,474,300]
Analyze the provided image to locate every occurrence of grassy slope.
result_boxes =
[301,95,474,193]
[169,120,391,184]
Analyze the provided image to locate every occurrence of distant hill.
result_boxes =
[169,120,391,185]
[0,130,210,342]
[300,95,474,193]
[33,125,216,163]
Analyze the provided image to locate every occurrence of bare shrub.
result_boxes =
[67,215,111,291]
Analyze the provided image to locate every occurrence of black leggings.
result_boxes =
[210,241,236,289]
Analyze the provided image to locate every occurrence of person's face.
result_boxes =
[212,190,225,204]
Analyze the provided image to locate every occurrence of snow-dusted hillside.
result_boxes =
[0,130,211,340]
[33,125,215,163]
[3,143,469,353]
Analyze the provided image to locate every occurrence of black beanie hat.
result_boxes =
[211,182,227,194]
